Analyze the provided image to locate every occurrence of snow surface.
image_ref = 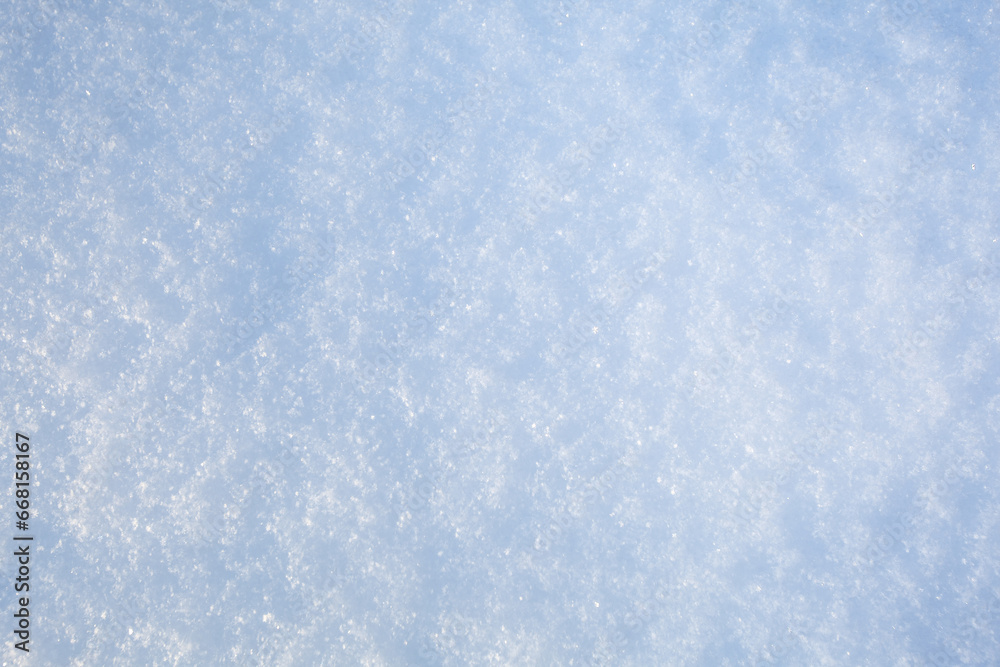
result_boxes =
[1,0,999,665]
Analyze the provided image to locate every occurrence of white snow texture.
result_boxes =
[1,0,999,665]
